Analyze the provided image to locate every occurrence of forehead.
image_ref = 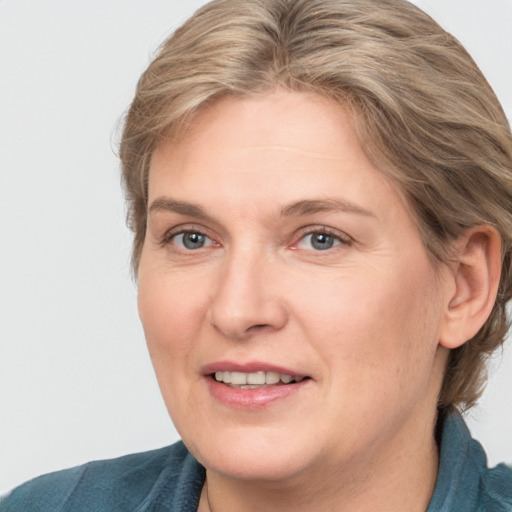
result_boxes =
[148,90,410,225]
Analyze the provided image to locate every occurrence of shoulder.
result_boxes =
[478,461,512,511]
[428,411,512,512]
[0,441,205,512]
[465,422,512,510]
[429,411,512,511]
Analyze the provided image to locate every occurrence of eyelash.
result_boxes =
[161,226,217,251]
[161,224,352,254]
[292,226,353,252]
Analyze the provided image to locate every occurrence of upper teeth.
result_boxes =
[214,371,304,386]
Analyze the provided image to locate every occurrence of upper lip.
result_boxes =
[201,361,307,378]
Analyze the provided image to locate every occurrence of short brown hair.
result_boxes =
[119,0,512,409]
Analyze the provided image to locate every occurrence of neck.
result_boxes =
[200,412,440,512]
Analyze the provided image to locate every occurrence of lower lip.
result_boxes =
[206,377,309,409]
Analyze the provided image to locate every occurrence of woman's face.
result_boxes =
[138,90,451,483]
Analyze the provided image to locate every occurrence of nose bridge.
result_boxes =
[208,242,287,340]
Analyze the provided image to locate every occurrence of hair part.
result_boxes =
[119,0,512,409]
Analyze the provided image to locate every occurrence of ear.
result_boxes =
[439,226,502,350]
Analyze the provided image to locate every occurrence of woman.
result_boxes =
[2,0,511,510]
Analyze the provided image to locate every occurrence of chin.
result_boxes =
[183,427,321,482]
[203,451,313,482]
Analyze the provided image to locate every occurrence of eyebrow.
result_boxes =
[148,197,375,219]
[280,198,375,218]
[148,198,209,218]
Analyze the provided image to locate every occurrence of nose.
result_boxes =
[207,249,288,341]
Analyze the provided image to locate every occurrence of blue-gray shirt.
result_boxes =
[2,412,511,511]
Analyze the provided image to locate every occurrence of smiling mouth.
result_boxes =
[212,370,308,389]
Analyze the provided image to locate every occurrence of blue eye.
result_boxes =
[172,232,213,250]
[298,232,344,251]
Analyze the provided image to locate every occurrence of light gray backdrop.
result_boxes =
[1,0,511,492]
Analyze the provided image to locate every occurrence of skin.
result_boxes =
[137,90,480,511]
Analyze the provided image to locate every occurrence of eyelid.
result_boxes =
[291,225,353,249]
[160,223,219,247]
[157,222,352,251]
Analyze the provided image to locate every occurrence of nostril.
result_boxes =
[247,323,271,332]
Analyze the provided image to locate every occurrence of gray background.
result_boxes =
[1,0,511,492]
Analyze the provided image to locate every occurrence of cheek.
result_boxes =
[295,263,443,391]
[137,270,207,373]
[137,271,211,427]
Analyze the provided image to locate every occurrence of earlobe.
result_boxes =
[439,226,501,350]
